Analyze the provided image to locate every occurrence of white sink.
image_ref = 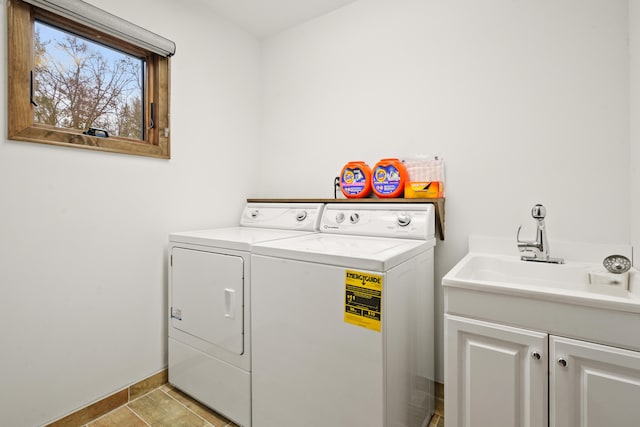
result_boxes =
[443,253,640,314]
[444,238,640,363]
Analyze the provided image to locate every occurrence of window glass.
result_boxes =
[34,20,145,140]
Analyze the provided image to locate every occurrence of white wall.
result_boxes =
[631,1,640,262]
[1,0,634,421]
[258,0,631,381]
[0,0,261,425]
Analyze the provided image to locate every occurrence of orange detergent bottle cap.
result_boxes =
[340,161,372,198]
[371,158,408,198]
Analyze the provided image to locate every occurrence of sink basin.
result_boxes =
[443,253,640,313]
[444,238,640,359]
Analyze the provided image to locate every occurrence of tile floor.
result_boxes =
[428,389,445,427]
[84,382,444,427]
[429,412,445,427]
[84,384,239,427]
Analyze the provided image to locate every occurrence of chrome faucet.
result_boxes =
[517,204,564,264]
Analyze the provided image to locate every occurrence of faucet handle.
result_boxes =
[531,204,546,219]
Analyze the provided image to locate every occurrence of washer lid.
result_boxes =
[252,233,434,271]
[169,227,313,251]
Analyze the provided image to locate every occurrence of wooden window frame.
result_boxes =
[7,0,171,158]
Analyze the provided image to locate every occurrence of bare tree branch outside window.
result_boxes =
[34,21,145,140]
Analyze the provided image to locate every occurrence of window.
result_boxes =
[7,0,173,158]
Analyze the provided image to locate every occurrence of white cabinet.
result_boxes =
[445,315,640,427]
[550,336,640,427]
[445,315,547,427]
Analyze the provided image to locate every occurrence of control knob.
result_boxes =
[397,213,411,227]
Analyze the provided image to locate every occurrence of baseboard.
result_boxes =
[45,369,168,427]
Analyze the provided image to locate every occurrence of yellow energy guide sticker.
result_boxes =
[344,270,383,332]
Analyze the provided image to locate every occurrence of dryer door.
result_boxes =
[171,247,244,355]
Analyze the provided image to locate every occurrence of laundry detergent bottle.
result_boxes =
[340,161,372,198]
[372,158,408,198]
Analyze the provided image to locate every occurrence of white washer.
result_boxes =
[168,203,323,427]
[251,203,436,427]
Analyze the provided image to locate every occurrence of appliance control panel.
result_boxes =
[320,204,435,240]
[240,203,324,231]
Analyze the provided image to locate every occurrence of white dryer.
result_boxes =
[251,203,436,427]
[168,203,323,427]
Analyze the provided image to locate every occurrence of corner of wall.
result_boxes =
[630,0,640,265]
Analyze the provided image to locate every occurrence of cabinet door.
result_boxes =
[550,336,640,427]
[445,315,548,427]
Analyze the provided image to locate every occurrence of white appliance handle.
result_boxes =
[224,288,235,319]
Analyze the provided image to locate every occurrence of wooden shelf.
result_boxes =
[247,197,445,240]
